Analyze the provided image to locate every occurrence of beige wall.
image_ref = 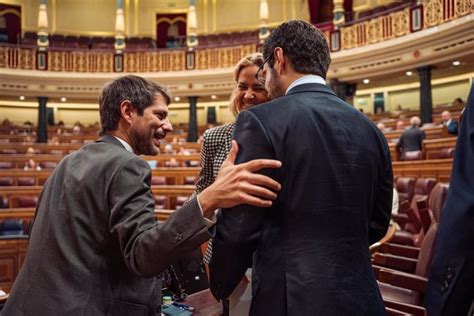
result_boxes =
[5,0,309,37]
[0,100,235,126]
[387,88,420,111]
[356,74,472,114]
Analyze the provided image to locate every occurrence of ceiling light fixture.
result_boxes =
[406,71,413,76]
[19,96,25,101]
[452,60,461,66]
[174,96,180,102]
[60,97,67,102]
[363,79,370,84]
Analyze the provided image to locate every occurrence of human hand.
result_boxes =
[199,140,282,216]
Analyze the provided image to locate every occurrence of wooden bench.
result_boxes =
[0,185,195,209]
[383,126,450,144]
[423,137,457,159]
[392,159,452,182]
[0,153,201,168]
[0,168,200,186]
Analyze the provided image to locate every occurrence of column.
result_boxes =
[187,96,198,142]
[259,0,270,44]
[37,97,48,143]
[115,0,126,51]
[417,66,433,124]
[187,0,198,48]
[333,0,345,27]
[37,0,49,49]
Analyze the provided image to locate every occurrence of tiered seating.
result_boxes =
[371,182,450,315]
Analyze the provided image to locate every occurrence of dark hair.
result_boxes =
[99,75,170,133]
[262,20,331,79]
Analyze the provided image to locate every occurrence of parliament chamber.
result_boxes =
[0,0,473,315]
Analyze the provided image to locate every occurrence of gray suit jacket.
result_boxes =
[3,135,212,316]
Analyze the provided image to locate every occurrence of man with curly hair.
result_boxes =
[209,20,392,315]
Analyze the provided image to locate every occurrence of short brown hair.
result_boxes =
[99,75,170,133]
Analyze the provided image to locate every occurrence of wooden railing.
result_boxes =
[0,0,471,72]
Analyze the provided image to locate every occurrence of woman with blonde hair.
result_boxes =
[194,52,269,315]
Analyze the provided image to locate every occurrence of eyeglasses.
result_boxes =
[255,54,272,80]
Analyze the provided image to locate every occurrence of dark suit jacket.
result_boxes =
[209,83,393,315]
[397,126,425,157]
[445,120,458,135]
[425,85,474,316]
[3,135,212,316]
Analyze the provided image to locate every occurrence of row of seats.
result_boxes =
[372,179,449,315]
[20,30,258,50]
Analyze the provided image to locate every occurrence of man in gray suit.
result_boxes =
[3,75,281,315]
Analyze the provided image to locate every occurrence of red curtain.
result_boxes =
[156,13,186,49]
[0,3,21,44]
[308,0,321,24]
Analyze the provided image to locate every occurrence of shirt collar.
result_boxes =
[114,136,134,153]
[285,75,327,95]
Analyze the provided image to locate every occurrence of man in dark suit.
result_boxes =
[3,75,281,315]
[441,110,458,135]
[396,116,425,160]
[209,20,393,315]
[424,85,474,315]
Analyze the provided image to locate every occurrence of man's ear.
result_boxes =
[120,100,135,124]
[273,47,285,75]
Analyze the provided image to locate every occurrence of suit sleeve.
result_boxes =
[369,138,393,245]
[108,157,212,277]
[209,110,276,300]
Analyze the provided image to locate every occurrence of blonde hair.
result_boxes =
[229,53,265,117]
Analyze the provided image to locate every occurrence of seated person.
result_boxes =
[395,120,405,131]
[165,158,180,168]
[24,158,41,171]
[441,110,458,135]
[396,116,425,160]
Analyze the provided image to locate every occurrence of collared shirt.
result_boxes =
[114,136,134,153]
[285,74,327,95]
[113,136,215,225]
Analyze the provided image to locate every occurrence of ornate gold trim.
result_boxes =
[156,16,187,25]
[0,9,21,17]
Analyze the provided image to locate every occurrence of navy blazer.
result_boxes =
[424,84,474,316]
[209,83,393,315]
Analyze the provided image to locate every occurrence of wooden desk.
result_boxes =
[0,153,201,168]
[392,159,452,182]
[0,185,195,209]
[423,137,457,159]
[0,168,200,186]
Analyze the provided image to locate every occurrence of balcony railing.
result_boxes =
[0,0,471,73]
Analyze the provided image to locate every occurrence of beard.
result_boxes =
[129,126,160,156]
[266,67,285,99]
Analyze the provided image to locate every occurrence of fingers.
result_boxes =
[240,158,282,172]
[245,173,281,192]
[223,140,239,166]
[236,193,274,208]
[241,183,278,201]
